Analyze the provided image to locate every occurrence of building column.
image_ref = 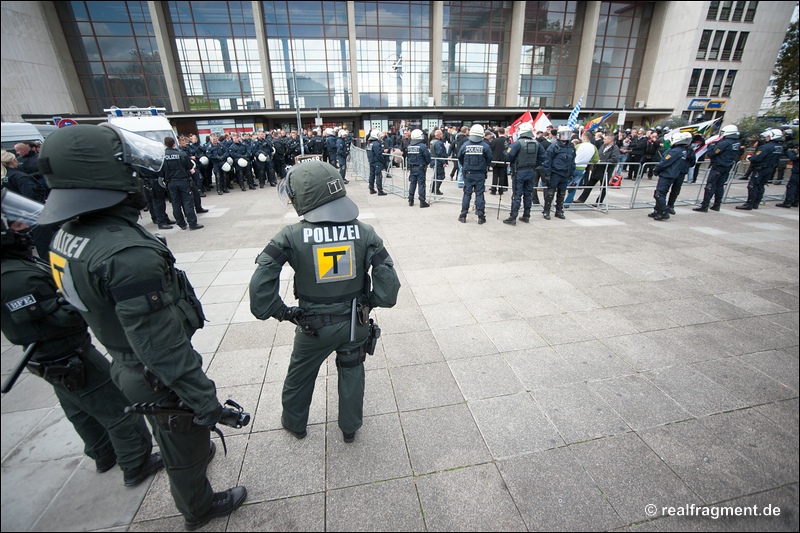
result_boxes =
[252,1,275,109]
[148,1,185,112]
[634,1,667,107]
[504,1,526,107]
[347,1,359,107]
[573,0,601,106]
[431,1,443,106]
[40,1,89,114]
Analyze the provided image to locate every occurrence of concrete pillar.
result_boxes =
[252,1,275,109]
[573,0,601,105]
[347,1,359,107]
[40,1,89,114]
[431,1,443,106]
[505,1,526,107]
[634,2,667,106]
[148,1,185,112]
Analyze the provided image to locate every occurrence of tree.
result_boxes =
[734,114,781,142]
[661,115,689,129]
[772,20,799,105]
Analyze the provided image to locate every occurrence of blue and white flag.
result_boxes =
[566,95,583,129]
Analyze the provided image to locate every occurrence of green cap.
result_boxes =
[285,160,358,223]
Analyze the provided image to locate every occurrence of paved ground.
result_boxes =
[1,167,798,532]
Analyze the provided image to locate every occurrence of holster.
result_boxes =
[365,318,381,355]
[153,413,193,433]
[26,338,89,391]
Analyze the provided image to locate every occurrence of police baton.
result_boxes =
[1,342,38,394]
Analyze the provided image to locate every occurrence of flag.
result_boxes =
[584,111,614,132]
[566,95,583,129]
[680,117,721,137]
[694,134,722,159]
[507,110,533,137]
[533,109,553,132]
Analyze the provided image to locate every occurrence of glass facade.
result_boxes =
[166,1,263,111]
[264,1,352,109]
[442,1,513,107]
[518,1,584,108]
[587,1,653,109]
[354,1,431,107]
[56,1,170,114]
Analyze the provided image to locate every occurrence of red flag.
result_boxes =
[533,109,552,132]
[507,110,533,137]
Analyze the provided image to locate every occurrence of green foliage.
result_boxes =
[772,20,799,105]
[661,115,690,129]
[735,114,782,142]
[767,101,800,122]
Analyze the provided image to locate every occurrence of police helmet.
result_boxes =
[237,157,249,168]
[227,156,234,165]
[625,128,631,134]
[770,128,784,141]
[199,155,209,166]
[720,125,739,138]
[278,160,358,223]
[368,129,381,141]
[324,128,334,136]
[671,131,693,146]
[1,189,43,251]
[222,162,232,172]
[469,124,485,142]
[258,153,267,162]
[339,129,347,138]
[783,128,795,140]
[411,129,425,141]
[557,125,572,141]
[518,122,534,138]
[37,124,165,226]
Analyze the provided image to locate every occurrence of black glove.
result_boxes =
[277,306,305,326]
[193,403,223,428]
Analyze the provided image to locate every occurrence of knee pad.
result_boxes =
[653,189,660,200]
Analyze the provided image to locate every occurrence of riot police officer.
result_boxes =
[272,131,288,180]
[736,129,784,210]
[249,161,400,443]
[253,130,276,187]
[693,124,740,212]
[431,129,447,195]
[367,130,386,195]
[1,189,162,487]
[503,122,543,225]
[406,129,431,208]
[307,129,324,156]
[457,124,493,224]
[36,124,246,531]
[651,131,693,221]
[228,134,254,191]
[139,165,173,229]
[336,129,350,184]
[162,137,203,230]
[324,128,338,166]
[205,134,228,195]
[542,125,577,220]
[776,143,799,208]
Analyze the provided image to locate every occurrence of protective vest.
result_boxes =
[205,143,226,162]
[708,138,740,170]
[336,138,348,159]
[749,140,783,171]
[228,142,249,159]
[516,138,539,169]
[461,141,490,174]
[407,142,430,168]
[368,140,383,164]
[254,139,272,160]
[654,146,688,180]
[325,136,338,157]
[288,220,370,304]
[48,219,205,352]
[161,148,191,181]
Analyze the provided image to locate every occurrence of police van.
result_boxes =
[1,122,47,152]
[104,106,176,145]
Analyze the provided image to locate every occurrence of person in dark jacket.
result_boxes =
[542,126,577,220]
[161,137,202,230]
[367,130,386,195]
[490,128,509,195]
[650,131,693,220]
[737,129,784,210]
[693,125,740,212]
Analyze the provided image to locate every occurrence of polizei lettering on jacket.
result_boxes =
[164,154,181,160]
[51,229,91,259]
[465,145,484,154]
[302,224,360,244]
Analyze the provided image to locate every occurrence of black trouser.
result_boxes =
[167,179,198,227]
[145,178,170,224]
[200,164,212,190]
[491,164,508,194]
[577,164,612,204]
[212,162,227,193]
[192,172,204,210]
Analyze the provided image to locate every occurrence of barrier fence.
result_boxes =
[348,147,791,214]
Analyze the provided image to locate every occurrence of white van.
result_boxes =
[104,106,176,144]
[1,122,45,152]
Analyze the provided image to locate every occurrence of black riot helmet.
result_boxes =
[278,160,359,223]
[1,189,43,253]
[37,124,165,226]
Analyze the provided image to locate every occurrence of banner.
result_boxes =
[566,95,583,129]
[584,111,614,132]
[694,134,722,159]
[680,117,721,137]
[507,110,533,137]
[533,109,553,132]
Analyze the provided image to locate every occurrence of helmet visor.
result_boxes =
[558,131,571,141]
[1,189,44,228]
[102,124,165,173]
[277,176,292,206]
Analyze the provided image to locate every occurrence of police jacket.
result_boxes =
[543,141,577,179]
[654,145,690,180]
[368,139,383,164]
[325,135,338,158]
[187,142,205,158]
[286,138,302,161]
[249,219,400,320]
[227,141,250,161]
[160,147,193,181]
[506,136,544,173]
[336,137,348,159]
[787,148,799,177]
[307,136,324,155]
[406,140,431,169]
[18,153,39,177]
[253,138,273,160]
[2,167,47,203]
[48,207,218,417]
[707,137,740,170]
[205,142,227,163]
[273,138,286,159]
[1,252,87,359]
[458,140,493,176]
[749,140,783,171]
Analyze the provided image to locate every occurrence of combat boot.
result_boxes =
[692,205,708,212]
[710,203,721,211]
[95,450,117,473]
[123,452,164,487]
[458,215,466,223]
[408,199,414,206]
[776,202,791,208]
[184,486,248,531]
[543,190,554,220]
[420,200,430,208]
[503,216,516,226]
[654,211,670,221]
[520,215,530,223]
[478,216,487,225]
[648,210,658,218]
[555,189,566,219]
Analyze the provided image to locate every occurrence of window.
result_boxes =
[733,32,748,61]
[710,70,725,96]
[706,1,720,20]
[719,1,733,20]
[721,31,737,60]
[687,68,702,96]
[732,1,747,21]
[722,70,737,96]
[697,29,712,60]
[708,30,724,60]
[744,1,757,22]
[699,69,714,96]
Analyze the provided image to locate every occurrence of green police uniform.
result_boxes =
[47,205,219,520]
[250,160,400,441]
[1,251,153,473]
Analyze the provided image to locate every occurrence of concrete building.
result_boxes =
[1,1,795,135]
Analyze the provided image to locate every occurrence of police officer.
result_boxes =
[457,124,493,224]
[693,124,740,212]
[162,137,203,230]
[205,134,229,195]
[307,129,324,156]
[324,128,338,166]
[737,128,784,210]
[1,189,163,486]
[286,131,302,167]
[228,134,254,191]
[367,130,386,195]
[249,161,400,443]
[36,124,246,531]
[431,129,447,195]
[186,134,207,196]
[650,131,693,221]
[253,130,275,188]
[542,125,577,220]
[503,122,543,225]
[406,129,431,208]
[336,129,350,184]
[179,137,208,215]
[139,165,173,229]
[272,131,288,180]
[776,143,799,208]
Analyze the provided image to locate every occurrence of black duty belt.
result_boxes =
[300,313,350,333]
